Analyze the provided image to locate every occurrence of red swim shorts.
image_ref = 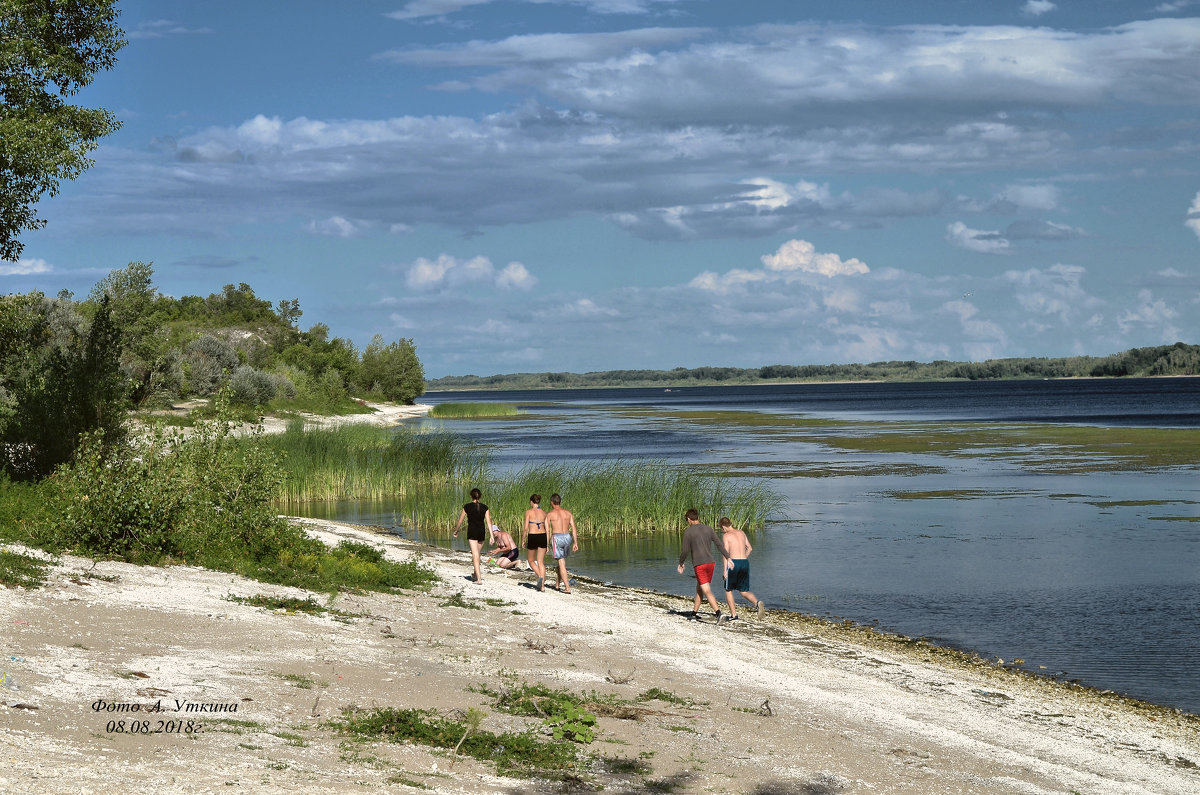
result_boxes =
[693,562,716,585]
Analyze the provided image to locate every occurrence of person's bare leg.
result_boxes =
[469,540,483,583]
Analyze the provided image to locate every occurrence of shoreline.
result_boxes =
[424,373,1200,393]
[3,518,1197,794]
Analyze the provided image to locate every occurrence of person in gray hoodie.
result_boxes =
[676,508,731,623]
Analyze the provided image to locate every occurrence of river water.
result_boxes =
[298,377,1200,714]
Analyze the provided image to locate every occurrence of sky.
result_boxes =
[6,0,1200,378]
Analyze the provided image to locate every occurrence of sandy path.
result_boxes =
[2,519,1197,794]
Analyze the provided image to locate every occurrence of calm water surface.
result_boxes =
[299,378,1200,713]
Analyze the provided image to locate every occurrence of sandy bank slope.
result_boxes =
[1,520,1196,795]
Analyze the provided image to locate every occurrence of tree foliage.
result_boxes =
[0,0,125,260]
[357,334,425,404]
[0,264,429,478]
[0,291,127,478]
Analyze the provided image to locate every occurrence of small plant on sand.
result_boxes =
[0,549,51,589]
[439,590,481,610]
[336,706,582,777]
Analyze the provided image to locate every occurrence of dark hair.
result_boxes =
[530,493,541,504]
[718,517,732,528]
[470,488,481,500]
[685,508,699,521]
[550,493,562,506]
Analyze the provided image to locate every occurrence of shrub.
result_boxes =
[230,365,278,407]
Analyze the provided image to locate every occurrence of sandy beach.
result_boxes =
[2,518,1197,794]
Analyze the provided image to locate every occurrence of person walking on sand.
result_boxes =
[677,509,731,623]
[486,524,521,570]
[523,494,549,591]
[718,517,765,621]
[453,488,494,584]
[546,493,579,594]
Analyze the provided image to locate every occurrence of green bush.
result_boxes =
[45,409,291,565]
[40,397,438,593]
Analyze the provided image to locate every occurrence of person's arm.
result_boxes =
[712,528,731,562]
[485,510,495,545]
[677,530,690,572]
[453,508,466,538]
[569,513,579,552]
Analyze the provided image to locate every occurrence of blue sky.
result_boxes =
[6,0,1200,377]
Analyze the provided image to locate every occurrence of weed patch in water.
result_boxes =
[429,402,522,419]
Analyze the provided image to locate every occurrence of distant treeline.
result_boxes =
[427,342,1200,391]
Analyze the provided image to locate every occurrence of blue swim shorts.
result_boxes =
[724,559,750,592]
[552,533,573,560]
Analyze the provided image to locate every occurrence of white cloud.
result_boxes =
[1117,289,1179,336]
[305,216,368,237]
[128,20,213,40]
[405,254,537,291]
[0,258,53,276]
[1004,219,1085,240]
[573,298,619,317]
[389,312,417,329]
[690,239,868,295]
[761,239,869,277]
[394,19,1200,122]
[1155,1,1199,12]
[946,222,1010,254]
[1186,192,1200,239]
[496,261,538,290]
[1003,263,1101,322]
[386,0,492,20]
[1021,1,1056,17]
[387,0,682,21]
[377,28,706,68]
[997,183,1059,211]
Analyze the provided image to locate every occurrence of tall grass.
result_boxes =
[261,423,782,536]
[429,402,521,419]
[396,459,783,538]
[260,421,488,503]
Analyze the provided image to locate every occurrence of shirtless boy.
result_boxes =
[545,493,579,593]
[676,509,731,623]
[718,517,765,620]
[486,525,520,569]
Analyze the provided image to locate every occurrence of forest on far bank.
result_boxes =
[427,342,1200,391]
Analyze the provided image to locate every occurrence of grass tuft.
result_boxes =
[429,402,521,419]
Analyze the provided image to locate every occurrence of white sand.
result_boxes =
[2,519,1197,794]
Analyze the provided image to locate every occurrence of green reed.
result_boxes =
[261,421,781,535]
[429,402,521,419]
[260,421,488,503]
[400,459,783,538]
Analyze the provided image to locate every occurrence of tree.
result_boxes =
[357,335,425,404]
[0,0,125,261]
[0,291,127,478]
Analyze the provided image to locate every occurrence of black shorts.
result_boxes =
[467,527,487,543]
[527,532,547,550]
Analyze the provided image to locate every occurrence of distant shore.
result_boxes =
[3,519,1197,794]
[425,372,1200,393]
